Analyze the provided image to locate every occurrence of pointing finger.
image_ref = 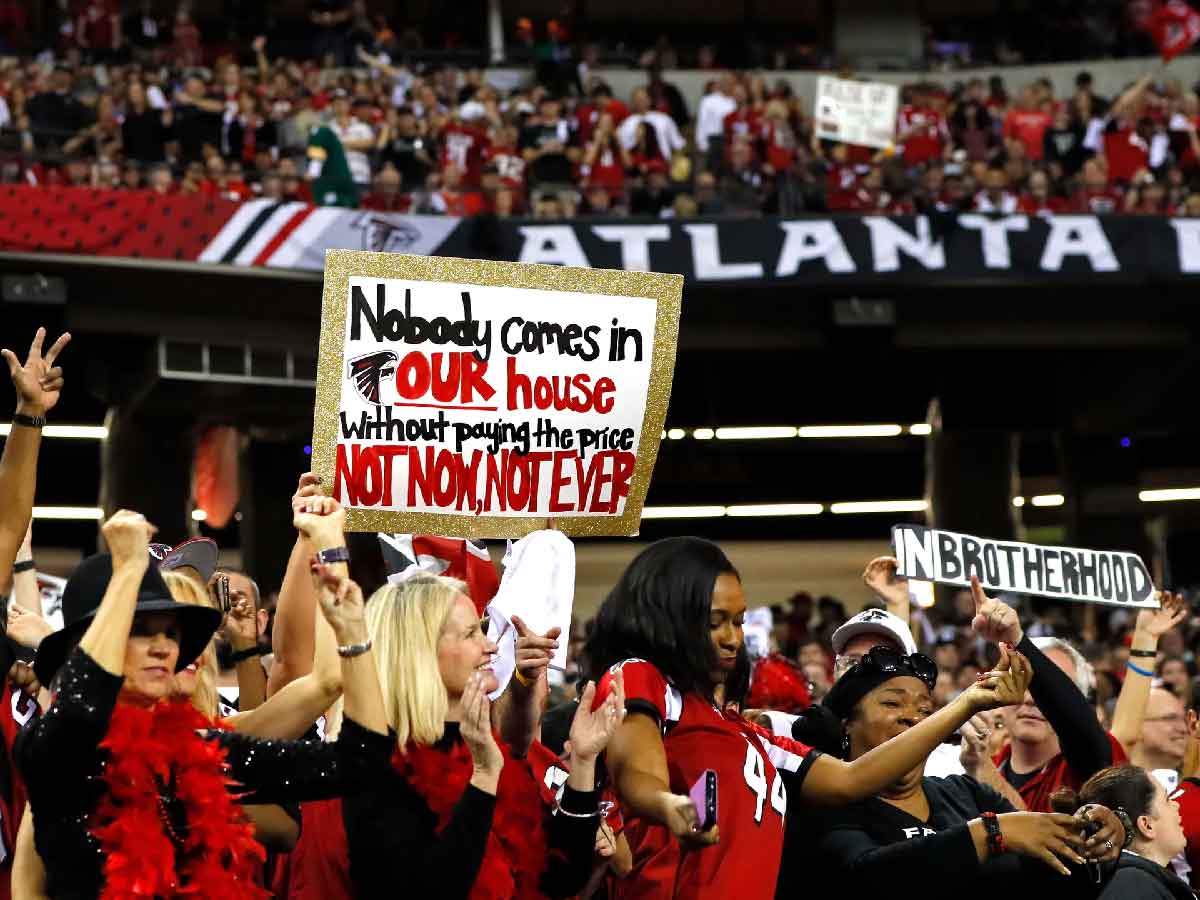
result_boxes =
[43,332,70,366]
[26,327,45,361]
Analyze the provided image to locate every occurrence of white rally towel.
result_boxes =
[485,530,575,701]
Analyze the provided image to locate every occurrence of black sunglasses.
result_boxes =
[850,645,939,691]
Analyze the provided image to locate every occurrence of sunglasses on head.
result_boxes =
[849,645,939,691]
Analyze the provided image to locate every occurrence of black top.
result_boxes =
[518,120,574,185]
[1000,634,1115,791]
[1098,851,1196,899]
[342,721,600,899]
[15,647,393,900]
[777,774,1096,900]
[172,103,223,162]
[121,108,169,162]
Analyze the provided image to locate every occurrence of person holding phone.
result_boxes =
[586,537,1036,900]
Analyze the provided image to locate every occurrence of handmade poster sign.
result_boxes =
[891,524,1159,609]
[312,250,683,537]
[814,76,899,149]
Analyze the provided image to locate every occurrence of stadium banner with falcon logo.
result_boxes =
[8,186,1200,289]
[310,250,683,538]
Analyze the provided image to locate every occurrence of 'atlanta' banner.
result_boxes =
[9,186,1200,287]
[891,524,1158,609]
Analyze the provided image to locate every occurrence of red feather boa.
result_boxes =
[91,700,268,899]
[393,736,554,900]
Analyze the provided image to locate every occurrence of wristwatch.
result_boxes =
[12,413,45,429]
[317,546,350,565]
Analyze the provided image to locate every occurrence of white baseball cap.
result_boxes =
[831,608,918,657]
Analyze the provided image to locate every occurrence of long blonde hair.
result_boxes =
[160,570,220,719]
[328,574,465,748]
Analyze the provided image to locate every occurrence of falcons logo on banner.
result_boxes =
[378,534,500,615]
[347,350,398,405]
[1148,0,1200,60]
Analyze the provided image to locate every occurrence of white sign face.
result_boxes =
[815,76,899,149]
[313,252,682,538]
[891,524,1159,609]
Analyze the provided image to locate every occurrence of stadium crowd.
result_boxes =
[1,7,1199,219]
[2,309,1200,900]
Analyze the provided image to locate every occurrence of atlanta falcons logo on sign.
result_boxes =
[347,350,398,405]
[351,213,422,253]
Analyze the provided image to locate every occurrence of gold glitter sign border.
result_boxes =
[312,249,683,538]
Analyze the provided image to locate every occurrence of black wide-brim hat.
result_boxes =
[33,553,222,686]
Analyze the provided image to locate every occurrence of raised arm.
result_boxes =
[79,511,153,675]
[7,522,42,613]
[801,648,1033,806]
[862,556,912,624]
[1111,74,1154,121]
[267,473,323,696]
[968,577,1113,779]
[1111,593,1186,753]
[229,498,345,739]
[220,588,268,710]
[0,328,69,590]
[494,614,559,757]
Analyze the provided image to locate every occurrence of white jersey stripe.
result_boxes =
[197,199,274,263]
[229,201,308,265]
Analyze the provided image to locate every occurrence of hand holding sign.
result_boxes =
[862,556,910,619]
[961,644,1033,712]
[970,575,1024,647]
[1135,591,1187,637]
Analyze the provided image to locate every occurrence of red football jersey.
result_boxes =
[897,105,948,166]
[0,681,38,900]
[440,122,491,187]
[1172,778,1200,887]
[597,660,819,900]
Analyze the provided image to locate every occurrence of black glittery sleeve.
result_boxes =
[213,717,395,804]
[14,647,123,818]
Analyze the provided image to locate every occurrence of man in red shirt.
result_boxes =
[482,124,527,196]
[431,163,484,216]
[1003,86,1053,162]
[75,0,121,61]
[897,84,949,168]
[574,82,629,146]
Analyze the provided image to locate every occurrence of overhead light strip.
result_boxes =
[0,424,109,439]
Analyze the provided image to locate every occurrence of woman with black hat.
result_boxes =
[585,536,1037,900]
[15,505,391,899]
[775,644,1127,899]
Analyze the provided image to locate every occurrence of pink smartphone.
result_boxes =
[689,770,718,831]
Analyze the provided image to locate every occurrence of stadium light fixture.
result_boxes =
[798,425,904,438]
[33,506,104,520]
[640,505,726,519]
[908,424,932,436]
[830,499,928,514]
[1030,494,1065,507]
[191,509,208,522]
[1139,487,1200,502]
[692,428,715,440]
[0,424,108,439]
[726,503,824,517]
[715,426,798,440]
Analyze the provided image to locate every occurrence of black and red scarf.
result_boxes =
[90,700,268,899]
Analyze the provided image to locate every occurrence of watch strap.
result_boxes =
[229,645,265,664]
[12,413,46,429]
[317,546,350,565]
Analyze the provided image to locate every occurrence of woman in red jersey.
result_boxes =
[586,537,1032,900]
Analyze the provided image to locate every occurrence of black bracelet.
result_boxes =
[12,413,45,429]
[1129,648,1157,658]
[12,559,34,574]
[229,645,265,664]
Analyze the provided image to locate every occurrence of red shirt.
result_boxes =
[1171,778,1200,887]
[761,120,797,172]
[77,0,118,49]
[436,189,484,216]
[0,682,38,900]
[359,192,412,212]
[993,732,1127,813]
[575,99,630,145]
[1003,108,1053,161]
[1104,126,1151,183]
[897,105,948,166]
[1072,186,1124,214]
[583,143,626,193]
[1018,194,1067,217]
[597,659,818,900]
[723,106,763,146]
[440,122,490,187]
[826,164,865,211]
[482,145,526,192]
